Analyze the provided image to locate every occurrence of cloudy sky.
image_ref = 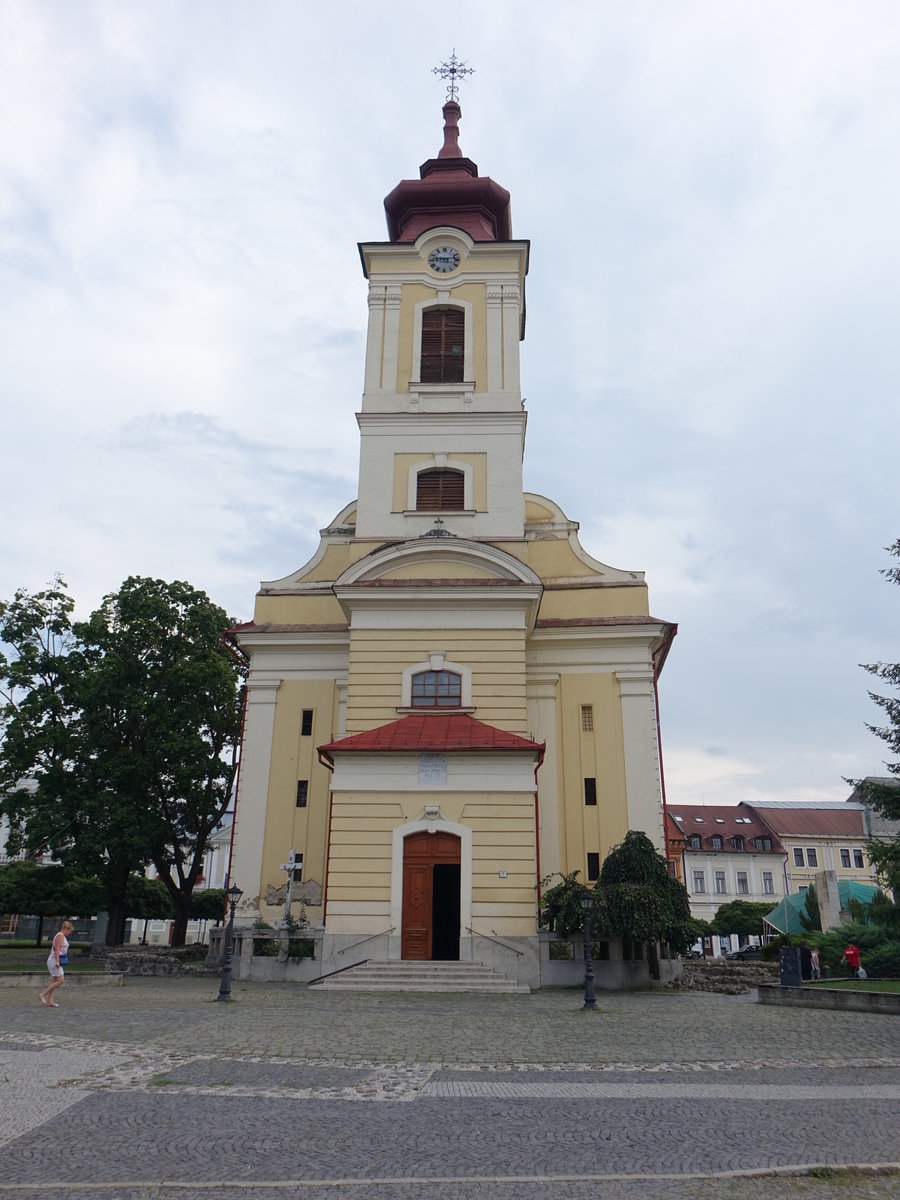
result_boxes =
[2,2,898,808]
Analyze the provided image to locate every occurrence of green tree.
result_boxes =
[597,830,694,953]
[71,577,244,945]
[190,887,226,922]
[1,577,244,946]
[852,539,900,890]
[0,579,79,857]
[711,899,777,939]
[539,832,695,954]
[798,886,821,933]
[0,861,103,944]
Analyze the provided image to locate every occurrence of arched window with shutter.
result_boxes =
[416,468,465,511]
[420,307,465,383]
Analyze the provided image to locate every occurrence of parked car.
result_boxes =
[725,944,762,961]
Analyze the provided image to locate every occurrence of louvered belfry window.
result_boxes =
[421,307,465,383]
[416,468,465,511]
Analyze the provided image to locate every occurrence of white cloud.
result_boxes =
[1,0,898,800]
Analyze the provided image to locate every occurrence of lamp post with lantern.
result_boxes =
[216,882,243,1002]
[579,889,598,1011]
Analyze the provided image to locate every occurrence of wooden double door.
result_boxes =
[401,831,461,961]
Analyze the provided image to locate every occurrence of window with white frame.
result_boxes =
[840,849,851,868]
[692,870,705,894]
[793,848,804,867]
[690,834,701,849]
[806,848,818,868]
[711,835,723,851]
[762,871,775,894]
[733,836,744,851]
[853,849,865,869]
[736,871,749,894]
[715,871,727,894]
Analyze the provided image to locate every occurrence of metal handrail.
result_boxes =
[465,926,523,957]
[339,926,396,954]
[307,959,369,987]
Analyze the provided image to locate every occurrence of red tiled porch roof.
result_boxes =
[318,713,544,768]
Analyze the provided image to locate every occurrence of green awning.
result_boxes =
[763,881,879,935]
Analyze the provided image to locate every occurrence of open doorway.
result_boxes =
[401,830,461,960]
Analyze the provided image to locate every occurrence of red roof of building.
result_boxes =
[746,804,867,838]
[667,804,785,853]
[318,713,544,766]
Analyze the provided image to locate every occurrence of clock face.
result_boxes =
[428,246,461,274]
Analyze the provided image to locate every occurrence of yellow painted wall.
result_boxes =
[327,791,538,930]
[345,627,527,733]
[553,673,629,880]
[257,680,341,918]
[537,586,650,622]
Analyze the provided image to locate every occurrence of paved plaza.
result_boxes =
[1,976,898,1199]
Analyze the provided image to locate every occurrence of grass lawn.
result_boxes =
[809,978,900,994]
[0,942,103,973]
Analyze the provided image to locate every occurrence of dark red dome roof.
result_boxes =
[383,101,512,243]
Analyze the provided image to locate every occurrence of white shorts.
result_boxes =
[47,956,64,979]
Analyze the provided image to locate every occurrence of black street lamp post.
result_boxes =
[216,882,243,1002]
[579,890,598,1011]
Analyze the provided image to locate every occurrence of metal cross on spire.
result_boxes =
[432,49,475,103]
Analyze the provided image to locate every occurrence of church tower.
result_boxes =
[227,73,676,987]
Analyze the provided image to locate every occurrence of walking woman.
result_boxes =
[39,920,74,1008]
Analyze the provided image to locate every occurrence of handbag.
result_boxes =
[59,954,68,966]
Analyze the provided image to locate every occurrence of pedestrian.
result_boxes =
[810,947,821,980]
[840,942,861,977]
[39,920,74,1008]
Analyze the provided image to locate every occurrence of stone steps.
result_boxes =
[318,960,529,993]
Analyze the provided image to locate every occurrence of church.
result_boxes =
[226,77,676,989]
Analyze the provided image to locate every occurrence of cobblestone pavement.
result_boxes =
[1,978,898,1199]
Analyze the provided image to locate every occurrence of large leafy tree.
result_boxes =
[539,830,694,953]
[1,577,243,946]
[71,577,244,945]
[854,539,900,892]
[711,899,779,938]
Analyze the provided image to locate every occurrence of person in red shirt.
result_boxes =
[841,943,861,976]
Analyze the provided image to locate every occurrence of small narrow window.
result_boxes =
[580,705,594,732]
[806,848,818,868]
[762,871,774,894]
[733,836,744,851]
[411,670,462,709]
[840,849,851,868]
[793,848,804,867]
[296,781,309,808]
[690,835,701,849]
[583,778,597,806]
[301,710,313,737]
[291,853,303,884]
[421,307,465,383]
[762,838,772,851]
[736,871,749,894]
[693,870,705,894]
[853,849,864,869]
[416,468,465,511]
[715,871,727,894]
[586,852,600,881]
[711,836,723,851]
